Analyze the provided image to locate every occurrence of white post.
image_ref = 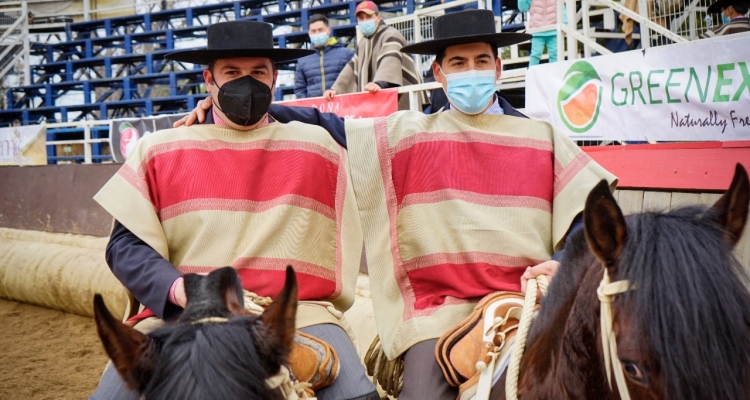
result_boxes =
[414,16,422,77]
[557,0,564,60]
[83,0,91,22]
[638,0,650,48]
[84,124,92,164]
[565,0,577,60]
[581,0,591,57]
[22,1,31,86]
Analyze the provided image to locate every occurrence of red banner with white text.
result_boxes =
[278,89,399,119]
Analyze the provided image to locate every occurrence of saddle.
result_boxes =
[435,292,525,400]
[243,291,340,397]
[290,331,340,396]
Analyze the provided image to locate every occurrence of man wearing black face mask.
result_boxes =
[90,20,380,400]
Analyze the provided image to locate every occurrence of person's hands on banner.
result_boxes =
[173,97,212,127]
[363,82,381,93]
[323,89,338,100]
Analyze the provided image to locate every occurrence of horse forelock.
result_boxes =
[617,206,750,400]
[142,317,284,400]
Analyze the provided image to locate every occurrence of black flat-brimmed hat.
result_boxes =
[166,20,315,64]
[401,9,531,55]
[707,0,750,13]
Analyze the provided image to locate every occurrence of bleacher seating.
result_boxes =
[2,0,517,163]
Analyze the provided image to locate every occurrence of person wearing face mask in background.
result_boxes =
[176,10,617,399]
[295,14,355,98]
[324,0,427,110]
[699,0,749,38]
[90,20,380,400]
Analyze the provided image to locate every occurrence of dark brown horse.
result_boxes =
[493,164,750,400]
[93,266,299,400]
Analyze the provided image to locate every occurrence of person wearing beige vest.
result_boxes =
[90,20,379,400]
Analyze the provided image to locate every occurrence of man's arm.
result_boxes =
[268,104,347,148]
[106,221,183,321]
[294,63,308,98]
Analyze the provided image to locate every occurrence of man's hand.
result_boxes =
[173,278,187,308]
[363,82,381,93]
[173,97,213,127]
[520,260,560,298]
[323,89,338,100]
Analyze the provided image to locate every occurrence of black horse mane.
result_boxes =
[529,204,750,399]
[142,316,283,400]
[617,205,750,400]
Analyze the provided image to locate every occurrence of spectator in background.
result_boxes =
[324,0,427,110]
[700,0,749,38]
[295,14,355,98]
[518,0,561,66]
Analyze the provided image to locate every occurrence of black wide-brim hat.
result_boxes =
[707,0,750,13]
[401,9,531,55]
[166,20,315,64]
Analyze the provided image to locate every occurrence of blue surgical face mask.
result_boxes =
[722,13,732,24]
[358,20,378,36]
[310,32,329,47]
[440,68,497,115]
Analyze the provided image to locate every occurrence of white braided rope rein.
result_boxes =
[504,271,635,400]
[597,269,635,400]
[505,275,549,400]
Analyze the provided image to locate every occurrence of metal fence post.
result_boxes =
[84,123,92,164]
[565,0,577,60]
[22,1,31,86]
[638,0,650,48]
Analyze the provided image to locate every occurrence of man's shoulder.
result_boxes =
[279,120,341,144]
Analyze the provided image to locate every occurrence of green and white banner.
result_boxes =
[525,35,750,141]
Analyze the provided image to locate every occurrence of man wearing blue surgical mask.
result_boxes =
[700,0,749,38]
[323,0,427,110]
[294,14,354,98]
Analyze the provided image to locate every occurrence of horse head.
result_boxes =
[516,164,750,400]
[93,266,299,400]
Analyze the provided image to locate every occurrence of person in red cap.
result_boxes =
[323,0,427,110]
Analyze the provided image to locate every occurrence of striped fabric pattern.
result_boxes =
[94,122,363,328]
[346,110,617,358]
[699,17,750,38]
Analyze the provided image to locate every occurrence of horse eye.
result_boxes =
[622,361,646,382]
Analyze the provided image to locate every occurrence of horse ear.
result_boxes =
[93,294,154,391]
[215,267,247,315]
[260,266,298,357]
[709,163,750,247]
[584,180,627,270]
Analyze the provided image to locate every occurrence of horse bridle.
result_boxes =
[597,269,636,400]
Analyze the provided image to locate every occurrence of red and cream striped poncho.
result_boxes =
[346,110,617,358]
[94,122,362,328]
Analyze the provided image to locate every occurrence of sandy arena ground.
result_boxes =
[0,298,108,400]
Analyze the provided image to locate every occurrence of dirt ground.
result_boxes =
[0,298,108,400]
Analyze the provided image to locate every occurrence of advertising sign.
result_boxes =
[279,89,399,119]
[109,114,186,162]
[525,35,750,141]
[0,125,47,165]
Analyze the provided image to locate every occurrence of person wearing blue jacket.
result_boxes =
[294,14,355,98]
